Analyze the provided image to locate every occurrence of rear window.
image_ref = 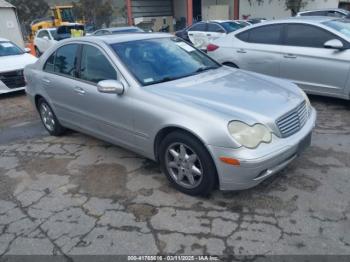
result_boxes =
[236,24,283,45]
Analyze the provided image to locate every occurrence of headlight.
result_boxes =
[300,89,311,107]
[228,121,272,149]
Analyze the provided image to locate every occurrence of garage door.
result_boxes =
[131,0,173,18]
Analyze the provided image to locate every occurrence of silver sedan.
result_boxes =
[24,33,316,195]
[207,16,350,100]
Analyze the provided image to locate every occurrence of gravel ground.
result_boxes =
[0,92,349,257]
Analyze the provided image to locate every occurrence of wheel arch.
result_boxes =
[154,125,220,188]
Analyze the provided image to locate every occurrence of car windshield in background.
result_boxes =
[0,41,23,57]
[111,38,220,86]
[220,22,245,33]
[323,19,350,38]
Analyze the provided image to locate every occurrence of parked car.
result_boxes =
[34,28,58,56]
[247,18,267,24]
[34,25,85,56]
[24,33,316,195]
[207,16,350,100]
[175,20,246,50]
[297,8,350,18]
[92,26,144,36]
[0,38,37,94]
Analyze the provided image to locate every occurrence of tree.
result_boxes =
[8,0,49,32]
[73,0,114,28]
[285,0,308,16]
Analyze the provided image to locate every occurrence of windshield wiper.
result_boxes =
[194,66,218,74]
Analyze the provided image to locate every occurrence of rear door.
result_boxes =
[41,44,87,125]
[188,22,208,49]
[280,23,350,96]
[233,24,284,77]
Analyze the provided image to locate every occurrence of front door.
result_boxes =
[72,44,135,148]
[280,23,350,96]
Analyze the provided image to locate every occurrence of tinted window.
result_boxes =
[44,52,55,73]
[38,30,49,38]
[285,24,338,48]
[79,45,117,83]
[236,31,249,42]
[207,23,224,33]
[189,23,207,32]
[238,25,283,44]
[54,44,78,77]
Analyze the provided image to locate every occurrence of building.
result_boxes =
[0,0,25,48]
[125,0,349,31]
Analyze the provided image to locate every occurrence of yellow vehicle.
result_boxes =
[30,6,84,40]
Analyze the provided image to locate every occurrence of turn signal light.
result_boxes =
[219,157,240,166]
[207,44,219,52]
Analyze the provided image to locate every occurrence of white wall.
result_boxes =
[0,8,24,48]
[202,0,234,19]
[239,0,340,20]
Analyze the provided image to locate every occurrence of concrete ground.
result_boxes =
[0,92,349,257]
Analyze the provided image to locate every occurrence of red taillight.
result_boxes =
[207,44,219,52]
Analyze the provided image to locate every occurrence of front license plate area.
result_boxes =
[298,132,312,154]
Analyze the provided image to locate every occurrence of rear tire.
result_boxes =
[37,98,66,136]
[159,131,217,196]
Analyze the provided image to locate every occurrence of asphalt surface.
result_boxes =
[0,93,349,257]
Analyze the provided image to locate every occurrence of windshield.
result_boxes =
[111,38,220,86]
[60,8,75,23]
[0,41,23,57]
[323,19,350,38]
[220,22,246,33]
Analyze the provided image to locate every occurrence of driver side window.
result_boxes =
[79,45,117,84]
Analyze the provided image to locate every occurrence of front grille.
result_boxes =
[0,70,25,89]
[276,101,309,138]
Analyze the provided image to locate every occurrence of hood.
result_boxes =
[0,53,37,72]
[146,67,304,125]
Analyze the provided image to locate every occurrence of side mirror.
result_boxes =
[24,47,31,53]
[97,80,124,95]
[324,39,344,50]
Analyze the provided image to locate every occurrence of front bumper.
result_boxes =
[209,108,317,191]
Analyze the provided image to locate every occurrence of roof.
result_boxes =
[65,33,172,45]
[298,8,349,14]
[0,37,9,41]
[257,16,337,26]
[0,0,14,8]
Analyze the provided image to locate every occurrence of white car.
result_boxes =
[0,38,37,94]
[34,28,58,56]
[186,20,246,50]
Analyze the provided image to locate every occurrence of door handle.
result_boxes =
[237,49,247,54]
[74,87,86,95]
[206,34,212,36]
[284,54,297,59]
[42,78,51,84]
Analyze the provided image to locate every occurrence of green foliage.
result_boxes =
[72,0,114,28]
[8,0,50,24]
[285,0,308,15]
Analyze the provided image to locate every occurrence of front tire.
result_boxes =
[38,98,66,136]
[159,131,217,196]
